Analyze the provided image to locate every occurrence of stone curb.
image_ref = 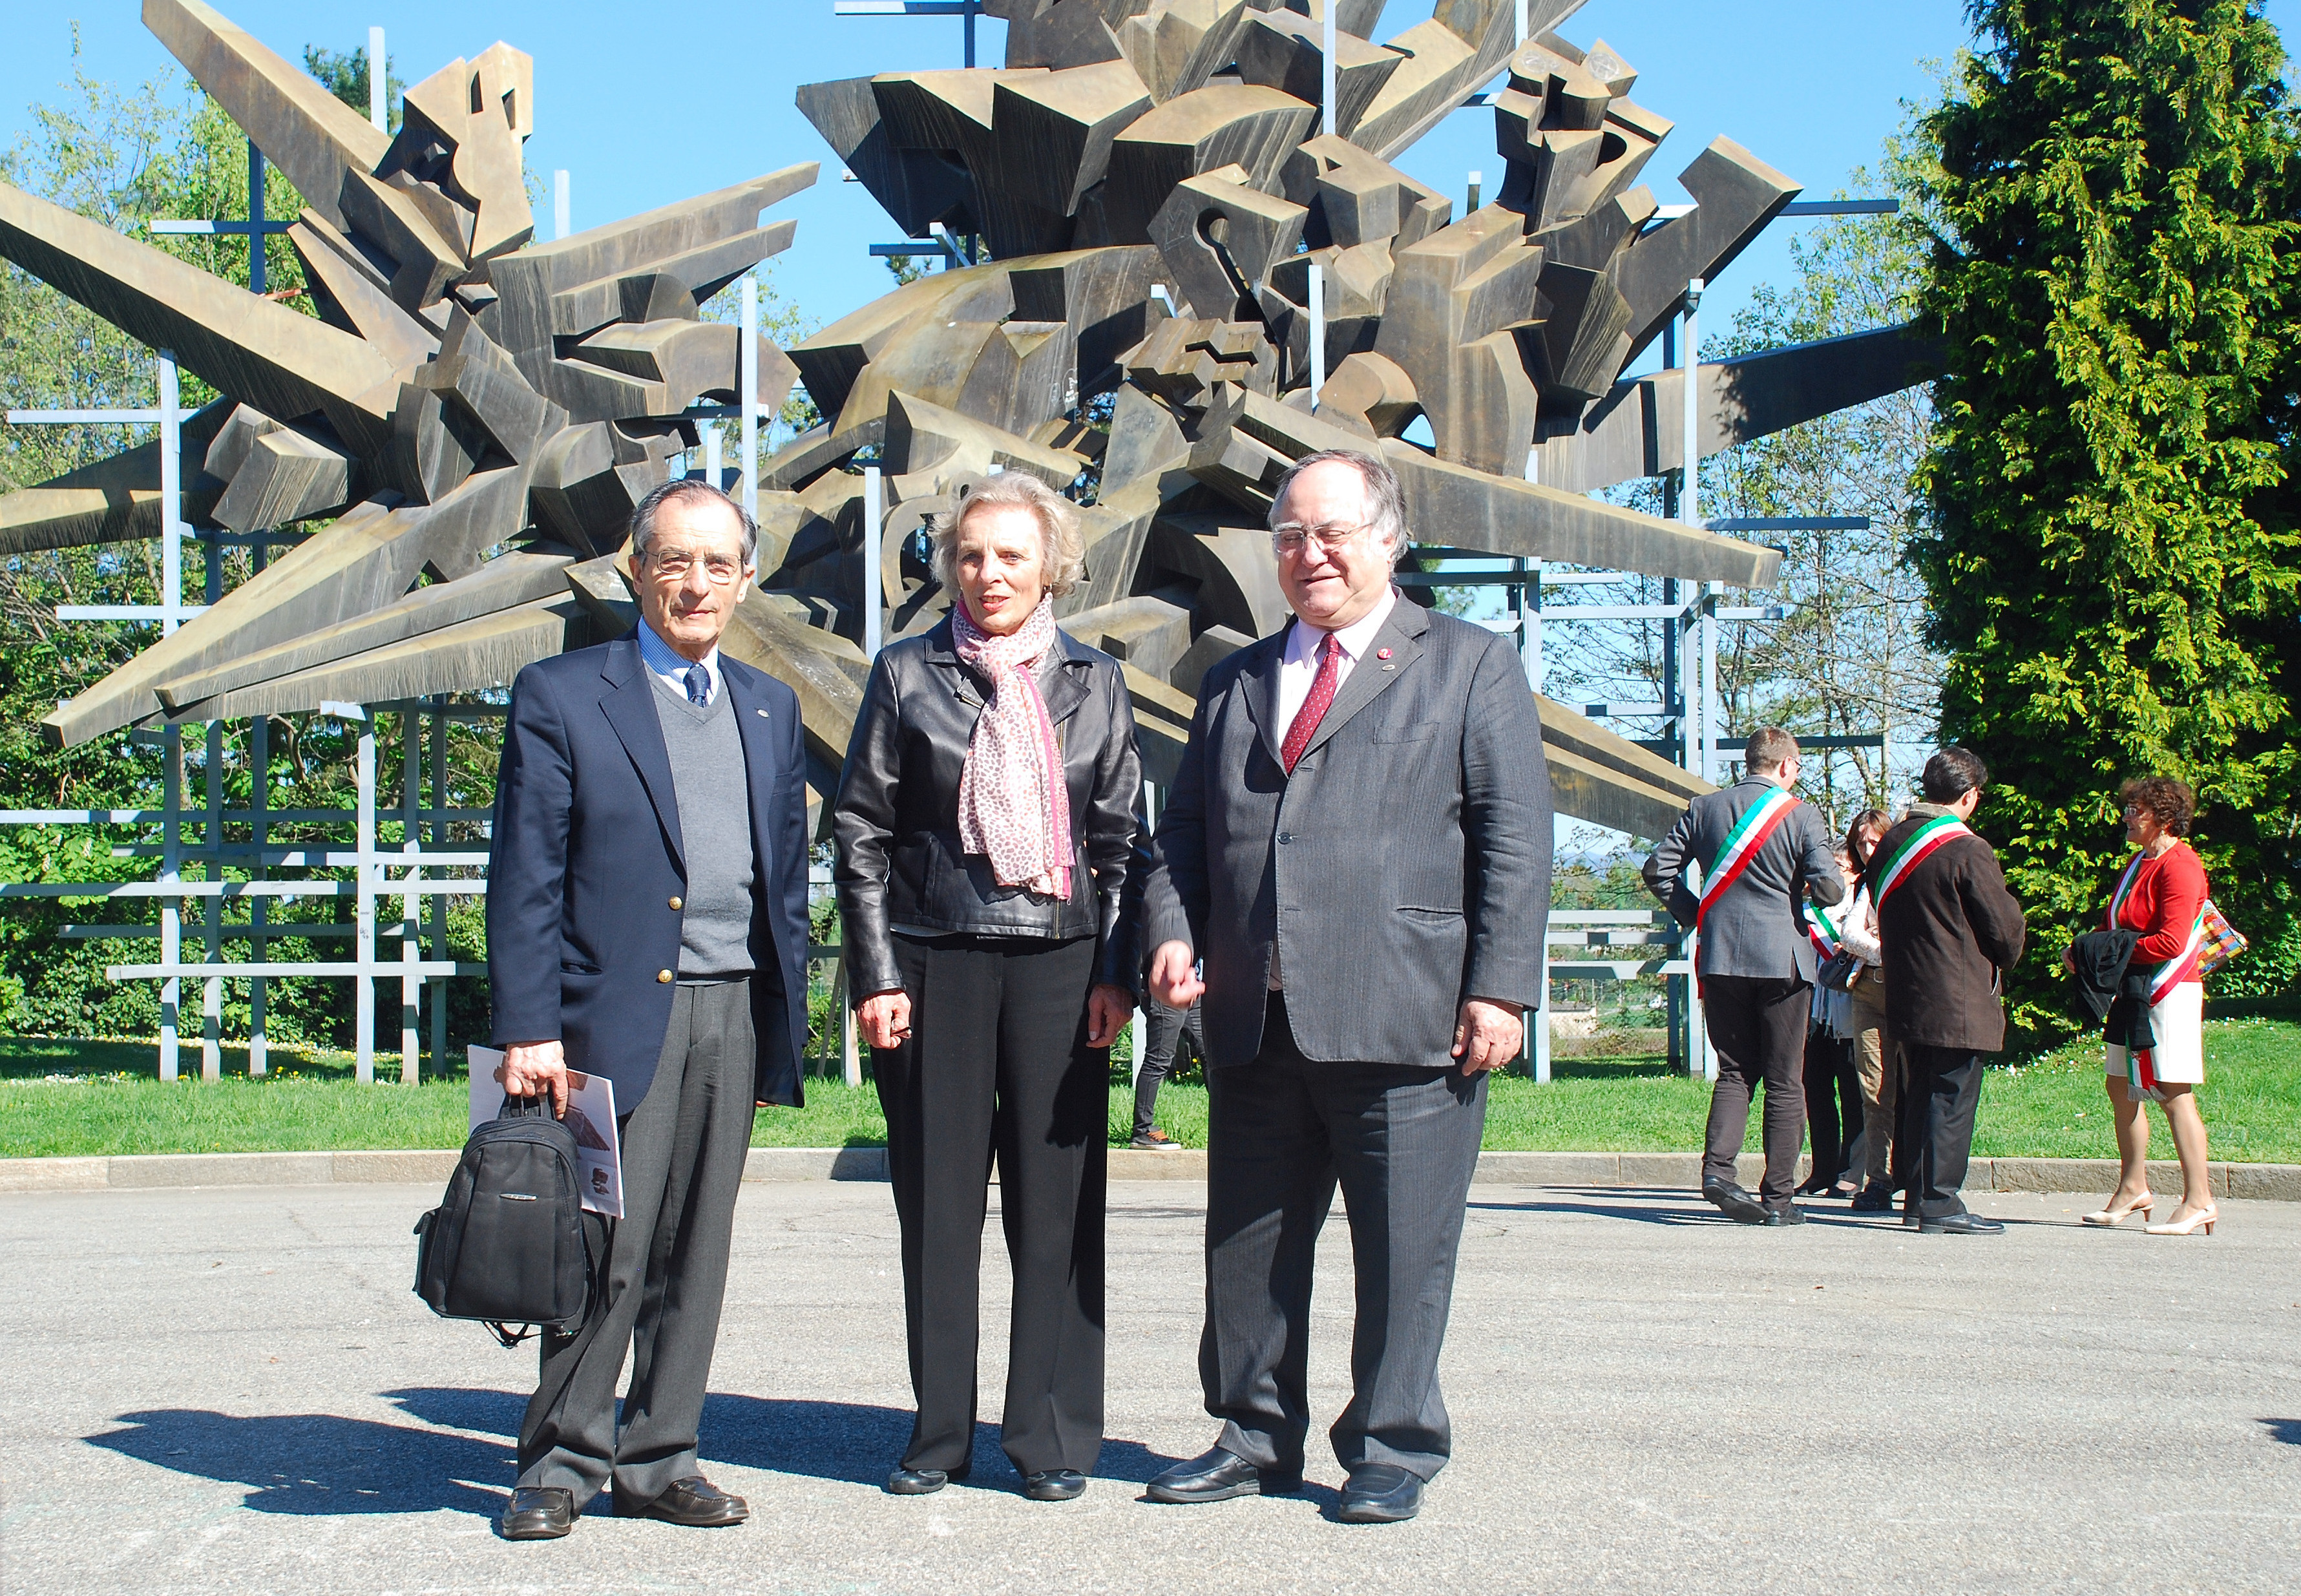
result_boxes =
[1,1147,2295,1199]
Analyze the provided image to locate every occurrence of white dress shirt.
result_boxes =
[636,617,722,706]
[1268,585,1398,990]
[1276,584,1398,732]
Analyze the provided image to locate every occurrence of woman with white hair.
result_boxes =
[832,472,1144,1502]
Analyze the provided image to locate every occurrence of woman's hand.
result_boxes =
[857,989,912,1051]
[1086,983,1135,1049]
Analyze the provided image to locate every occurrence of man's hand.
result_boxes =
[502,1039,569,1117]
[2061,945,2078,975]
[1451,998,1524,1076]
[1086,984,1135,1049]
[1147,941,1203,1010]
[857,989,912,1051]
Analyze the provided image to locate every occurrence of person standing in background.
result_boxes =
[1643,728,1845,1226]
[1798,846,1865,1199]
[1867,748,2026,1235]
[1131,992,1200,1149]
[1836,808,1901,1212]
[2066,777,2218,1235]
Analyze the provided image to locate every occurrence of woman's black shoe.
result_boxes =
[1023,1469,1087,1500]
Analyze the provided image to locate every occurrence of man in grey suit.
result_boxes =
[487,479,809,1539]
[1642,728,1844,1226]
[1140,448,1551,1524]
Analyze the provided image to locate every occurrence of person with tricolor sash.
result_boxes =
[2062,776,2218,1237]
[1642,728,1845,1226]
[1864,748,2026,1235]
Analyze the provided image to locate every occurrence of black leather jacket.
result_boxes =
[832,615,1144,1000]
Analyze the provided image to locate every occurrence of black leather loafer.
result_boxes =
[1849,1184,1893,1213]
[499,1486,576,1540]
[1703,1180,1769,1225]
[1337,1463,1424,1524]
[1762,1204,1805,1226]
[614,1475,748,1526]
[887,1463,970,1495]
[1145,1447,1301,1504]
[1920,1212,2005,1235]
[1023,1469,1087,1501]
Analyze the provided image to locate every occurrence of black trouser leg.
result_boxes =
[1200,1003,1332,1477]
[1802,1024,1842,1182]
[1900,1043,1986,1220]
[876,935,1105,1477]
[991,937,1107,1476]
[1133,1000,1186,1140]
[1701,976,1811,1204]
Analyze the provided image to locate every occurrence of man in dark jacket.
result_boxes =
[1865,747,2026,1234]
[1643,727,1845,1226]
[487,479,809,1537]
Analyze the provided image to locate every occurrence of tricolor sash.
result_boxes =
[2107,851,2207,1004]
[1873,814,1971,906]
[1803,901,1842,959]
[1695,785,1800,934]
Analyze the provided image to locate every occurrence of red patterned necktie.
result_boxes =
[1281,632,1343,775]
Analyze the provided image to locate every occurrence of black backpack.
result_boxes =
[414,1095,594,1347]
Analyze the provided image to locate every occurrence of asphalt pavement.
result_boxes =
[3,1178,2296,1595]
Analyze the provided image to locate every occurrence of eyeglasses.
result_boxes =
[644,549,746,584]
[1270,521,1375,559]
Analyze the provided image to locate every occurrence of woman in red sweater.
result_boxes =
[2075,776,2216,1235]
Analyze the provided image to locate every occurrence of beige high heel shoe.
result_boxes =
[2143,1205,2218,1236]
[2081,1192,2154,1227]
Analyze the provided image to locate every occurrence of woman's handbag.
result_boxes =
[414,1095,593,1347]
[1817,948,1865,992]
[2198,899,2249,976]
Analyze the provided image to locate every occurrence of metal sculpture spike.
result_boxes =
[0,0,1937,837]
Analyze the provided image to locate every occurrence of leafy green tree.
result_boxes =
[302,44,404,133]
[1917,0,2301,1020]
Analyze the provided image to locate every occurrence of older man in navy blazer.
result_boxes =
[487,478,807,1540]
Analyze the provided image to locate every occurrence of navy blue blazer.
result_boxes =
[486,631,808,1111]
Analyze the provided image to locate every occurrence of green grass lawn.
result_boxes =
[2,1020,2293,1162]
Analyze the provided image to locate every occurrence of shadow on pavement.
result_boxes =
[83,1408,515,1515]
[2260,1419,2301,1445]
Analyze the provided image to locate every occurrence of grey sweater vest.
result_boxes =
[649,673,757,977]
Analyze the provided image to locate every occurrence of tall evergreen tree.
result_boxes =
[1917,0,2301,1023]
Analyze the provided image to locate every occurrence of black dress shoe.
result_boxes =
[1337,1463,1424,1524]
[614,1475,748,1527]
[1145,1446,1301,1503]
[1023,1469,1087,1501]
[887,1463,970,1495]
[1703,1180,1769,1225]
[1920,1212,2005,1235]
[1763,1204,1805,1226]
[1849,1183,1893,1213]
[499,1486,576,1540]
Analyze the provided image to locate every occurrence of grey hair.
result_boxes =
[1268,448,1409,569]
[629,477,759,566]
[929,472,1086,598]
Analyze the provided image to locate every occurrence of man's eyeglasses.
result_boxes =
[1270,521,1374,558]
[644,549,746,584]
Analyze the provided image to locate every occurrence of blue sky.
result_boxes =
[3,2,2296,342]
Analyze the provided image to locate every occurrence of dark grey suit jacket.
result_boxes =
[1641,776,1844,983]
[1141,598,1553,1071]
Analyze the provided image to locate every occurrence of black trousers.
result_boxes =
[1802,1025,1862,1188]
[1898,1043,1987,1219]
[1133,996,1203,1139]
[518,979,761,1509]
[1700,975,1811,1206]
[874,933,1106,1477]
[1201,992,1486,1481]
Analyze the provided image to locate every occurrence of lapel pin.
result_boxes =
[755,708,770,718]
[1376,647,1392,660]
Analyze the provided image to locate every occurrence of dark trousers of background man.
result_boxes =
[517,978,762,1509]
[1898,1043,1986,1221]
[874,933,1106,1479]
[1700,975,1811,1207]
[1134,996,1202,1140]
[1803,1026,1864,1190]
[1201,992,1486,1482]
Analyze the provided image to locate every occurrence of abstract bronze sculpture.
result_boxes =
[0,0,1935,839]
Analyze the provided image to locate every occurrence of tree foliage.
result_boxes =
[1917,0,2301,1017]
